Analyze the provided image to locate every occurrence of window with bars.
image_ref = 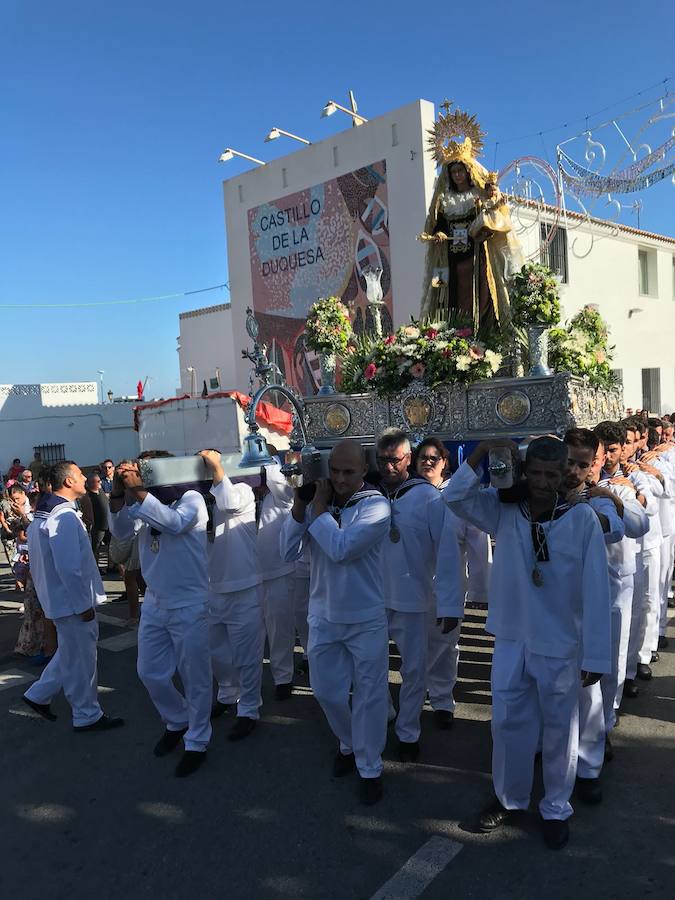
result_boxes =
[611,368,623,384]
[641,368,661,413]
[540,224,568,283]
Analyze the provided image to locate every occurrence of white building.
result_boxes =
[516,205,675,412]
[0,382,139,472]
[177,98,675,413]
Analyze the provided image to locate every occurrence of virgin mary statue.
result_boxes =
[419,105,524,332]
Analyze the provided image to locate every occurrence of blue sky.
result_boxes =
[2,1,673,398]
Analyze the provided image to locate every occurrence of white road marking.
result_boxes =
[369,836,463,900]
[0,668,37,692]
[98,630,138,652]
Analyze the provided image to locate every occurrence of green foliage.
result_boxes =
[511,263,561,328]
[304,297,352,354]
[548,305,618,389]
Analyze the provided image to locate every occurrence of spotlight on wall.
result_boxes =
[320,100,368,125]
[628,308,644,318]
[218,148,265,165]
[264,127,310,145]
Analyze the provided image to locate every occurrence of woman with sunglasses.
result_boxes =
[414,437,491,728]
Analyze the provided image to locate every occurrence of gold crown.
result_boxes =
[427,105,486,166]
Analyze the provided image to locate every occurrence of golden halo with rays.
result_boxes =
[427,104,487,166]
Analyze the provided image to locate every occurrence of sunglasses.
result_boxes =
[418,454,442,464]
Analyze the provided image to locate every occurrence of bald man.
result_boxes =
[281,441,391,805]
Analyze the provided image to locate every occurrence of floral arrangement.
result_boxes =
[548,305,617,389]
[510,263,561,328]
[340,319,502,398]
[304,296,353,355]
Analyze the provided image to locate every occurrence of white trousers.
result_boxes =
[577,681,605,779]
[25,613,102,727]
[637,546,661,665]
[491,638,579,821]
[293,573,310,661]
[208,587,264,719]
[387,609,428,743]
[658,533,675,636]
[262,574,295,685]
[603,573,634,726]
[308,613,389,779]
[426,612,461,713]
[137,599,212,752]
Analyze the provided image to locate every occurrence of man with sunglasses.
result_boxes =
[376,428,461,763]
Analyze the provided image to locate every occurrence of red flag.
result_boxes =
[137,380,143,399]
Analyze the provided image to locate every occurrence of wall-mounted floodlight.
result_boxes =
[628,308,644,318]
[264,127,311,145]
[320,100,368,125]
[218,148,265,165]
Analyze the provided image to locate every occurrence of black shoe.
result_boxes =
[433,709,455,730]
[541,817,569,850]
[658,635,669,650]
[478,798,514,832]
[175,750,206,778]
[22,696,57,721]
[623,678,639,698]
[210,700,235,719]
[398,739,420,763]
[604,735,614,763]
[332,751,356,777]
[636,663,652,680]
[274,682,293,701]
[153,727,188,757]
[359,776,383,806]
[73,714,124,732]
[228,716,256,741]
[576,776,602,804]
[651,651,660,663]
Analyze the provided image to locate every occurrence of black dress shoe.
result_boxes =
[658,635,669,649]
[398,739,420,763]
[274,682,293,701]
[73,714,124,732]
[541,817,569,850]
[478,799,514,832]
[576,776,602,804]
[175,750,206,778]
[228,716,256,741]
[636,663,652,680]
[651,651,660,663]
[332,751,356,777]
[210,700,235,719]
[604,735,614,763]
[22,696,57,721]
[433,709,455,730]
[359,776,383,806]
[623,678,639,698]
[154,727,188,757]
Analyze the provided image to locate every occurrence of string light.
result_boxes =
[0,282,229,310]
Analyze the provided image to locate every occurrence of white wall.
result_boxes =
[0,384,139,470]
[177,303,237,394]
[517,210,675,413]
[222,99,437,390]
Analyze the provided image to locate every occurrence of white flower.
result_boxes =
[402,326,420,338]
[401,345,417,357]
[485,349,502,373]
[456,356,471,372]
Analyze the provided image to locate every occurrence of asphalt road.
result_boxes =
[1,562,673,900]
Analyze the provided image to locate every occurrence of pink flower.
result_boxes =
[442,348,452,358]
[425,328,438,339]
[456,328,472,338]
[364,363,377,381]
[468,343,485,359]
[384,334,396,345]
[410,362,426,379]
